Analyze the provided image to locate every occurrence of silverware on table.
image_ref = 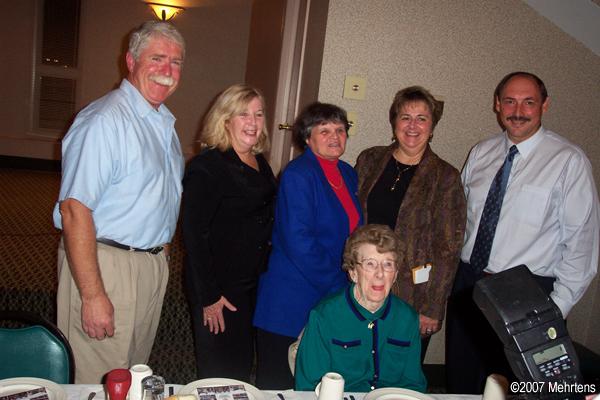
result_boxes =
[276,393,285,400]
[88,392,97,400]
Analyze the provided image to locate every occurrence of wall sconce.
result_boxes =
[148,2,185,21]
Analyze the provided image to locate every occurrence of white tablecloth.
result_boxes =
[62,384,480,400]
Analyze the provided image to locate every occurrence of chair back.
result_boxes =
[287,328,304,376]
[0,310,75,383]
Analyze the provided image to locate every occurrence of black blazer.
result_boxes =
[182,148,277,309]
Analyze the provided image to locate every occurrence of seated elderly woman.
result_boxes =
[295,224,426,392]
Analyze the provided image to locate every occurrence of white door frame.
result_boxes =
[269,0,310,175]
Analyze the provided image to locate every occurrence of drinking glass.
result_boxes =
[106,369,132,400]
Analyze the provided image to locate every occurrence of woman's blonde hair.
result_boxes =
[201,84,270,154]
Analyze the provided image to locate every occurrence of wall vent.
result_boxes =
[38,76,77,131]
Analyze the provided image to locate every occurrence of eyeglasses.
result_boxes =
[358,258,397,273]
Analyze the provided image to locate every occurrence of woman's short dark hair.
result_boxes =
[494,71,548,102]
[342,224,401,272]
[293,102,350,150]
[388,86,444,135]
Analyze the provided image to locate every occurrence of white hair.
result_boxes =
[128,21,185,60]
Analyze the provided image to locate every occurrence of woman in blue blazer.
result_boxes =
[253,102,363,389]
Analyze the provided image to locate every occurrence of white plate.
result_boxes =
[178,378,264,400]
[0,377,67,400]
[364,388,435,400]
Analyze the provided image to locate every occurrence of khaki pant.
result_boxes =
[57,241,169,384]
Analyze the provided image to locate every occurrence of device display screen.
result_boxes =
[532,343,567,365]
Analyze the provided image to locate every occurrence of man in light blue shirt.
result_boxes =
[53,21,185,383]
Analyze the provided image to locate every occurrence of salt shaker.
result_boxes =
[142,375,165,400]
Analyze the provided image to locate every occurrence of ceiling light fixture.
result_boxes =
[147,2,185,21]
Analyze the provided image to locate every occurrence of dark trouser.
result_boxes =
[190,288,256,382]
[255,328,296,389]
[445,261,555,394]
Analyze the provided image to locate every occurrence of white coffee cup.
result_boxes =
[315,372,344,400]
[129,364,153,400]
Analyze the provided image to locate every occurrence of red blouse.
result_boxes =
[316,155,360,233]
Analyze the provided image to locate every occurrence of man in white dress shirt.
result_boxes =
[445,71,599,394]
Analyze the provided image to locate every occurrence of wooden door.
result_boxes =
[245,0,329,175]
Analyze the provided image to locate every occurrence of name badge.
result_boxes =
[412,263,432,285]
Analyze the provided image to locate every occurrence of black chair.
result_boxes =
[0,310,75,383]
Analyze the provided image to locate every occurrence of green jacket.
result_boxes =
[295,284,427,392]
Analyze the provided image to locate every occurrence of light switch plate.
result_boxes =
[347,111,358,136]
[343,76,367,100]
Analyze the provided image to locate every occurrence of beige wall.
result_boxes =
[0,0,252,160]
[318,0,600,362]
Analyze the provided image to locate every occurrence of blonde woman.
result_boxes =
[182,84,276,380]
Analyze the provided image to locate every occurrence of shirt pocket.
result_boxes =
[466,198,486,238]
[330,338,366,382]
[387,338,411,347]
[511,184,551,228]
[384,337,411,378]
[331,338,361,349]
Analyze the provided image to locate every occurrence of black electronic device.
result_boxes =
[473,265,585,399]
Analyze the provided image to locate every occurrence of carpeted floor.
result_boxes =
[0,167,196,383]
[0,169,61,318]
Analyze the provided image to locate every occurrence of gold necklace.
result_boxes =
[390,147,423,192]
[390,161,416,192]
[390,161,415,191]
[327,178,343,190]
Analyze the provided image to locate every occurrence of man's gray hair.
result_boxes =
[128,21,185,61]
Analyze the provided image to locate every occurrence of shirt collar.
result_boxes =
[504,126,545,160]
[120,79,175,122]
[223,147,243,163]
[345,283,391,322]
[315,152,339,168]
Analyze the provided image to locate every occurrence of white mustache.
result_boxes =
[150,75,175,86]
